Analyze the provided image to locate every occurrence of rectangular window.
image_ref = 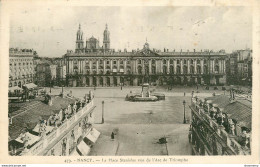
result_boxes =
[113,61,116,65]
[107,61,110,65]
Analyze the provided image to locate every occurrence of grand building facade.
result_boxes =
[64,24,227,87]
[9,48,37,88]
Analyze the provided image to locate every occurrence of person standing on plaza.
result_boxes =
[111,132,115,140]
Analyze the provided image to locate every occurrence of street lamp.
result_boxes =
[183,100,186,124]
[102,101,104,124]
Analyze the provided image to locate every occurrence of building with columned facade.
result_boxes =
[9,48,37,88]
[64,24,227,87]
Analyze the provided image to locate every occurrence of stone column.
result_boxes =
[167,59,170,74]
[155,60,158,73]
[69,60,72,74]
[110,60,113,71]
[117,76,121,85]
[81,60,83,73]
[103,60,106,73]
[135,60,138,74]
[174,60,177,74]
[110,76,113,86]
[82,59,86,74]
[194,59,197,74]
[223,60,226,73]
[142,60,145,74]
[180,59,183,74]
[89,76,93,86]
[212,59,215,73]
[89,60,92,74]
[187,59,190,74]
[149,60,152,74]
[133,77,138,86]
[124,59,127,74]
[117,59,120,72]
[96,60,99,74]
[161,60,163,73]
[201,59,204,74]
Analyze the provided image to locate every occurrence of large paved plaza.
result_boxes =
[47,87,223,156]
[47,86,233,155]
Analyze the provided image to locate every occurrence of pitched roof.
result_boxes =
[205,95,252,129]
[9,96,77,139]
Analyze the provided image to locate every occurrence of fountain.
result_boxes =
[126,83,165,102]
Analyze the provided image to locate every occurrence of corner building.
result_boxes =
[65,24,227,87]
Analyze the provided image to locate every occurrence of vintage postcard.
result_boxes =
[0,0,259,164]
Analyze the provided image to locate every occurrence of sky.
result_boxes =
[9,6,252,57]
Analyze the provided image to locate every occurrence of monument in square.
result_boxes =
[125,83,165,102]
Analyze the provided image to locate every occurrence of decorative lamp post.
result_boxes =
[183,100,186,124]
[102,101,104,124]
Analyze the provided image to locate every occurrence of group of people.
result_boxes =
[194,97,251,149]
[47,101,85,128]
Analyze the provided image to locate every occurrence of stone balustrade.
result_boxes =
[190,97,250,155]
[21,99,94,156]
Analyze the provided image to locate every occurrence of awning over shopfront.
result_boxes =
[77,141,90,156]
[84,128,100,144]
[23,83,37,89]
[9,86,23,92]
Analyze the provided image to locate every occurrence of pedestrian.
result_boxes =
[188,129,192,143]
[111,132,115,140]
[184,92,186,96]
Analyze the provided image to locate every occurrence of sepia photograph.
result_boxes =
[1,0,259,164]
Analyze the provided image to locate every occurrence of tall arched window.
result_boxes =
[215,65,219,73]
[152,66,156,74]
[170,66,174,74]
[138,66,142,74]
[145,65,149,74]
[163,66,167,74]
[203,65,208,74]
[177,66,181,74]
[190,66,194,74]
[197,65,201,74]
[183,66,188,74]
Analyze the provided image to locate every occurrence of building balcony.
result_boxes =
[189,97,250,155]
